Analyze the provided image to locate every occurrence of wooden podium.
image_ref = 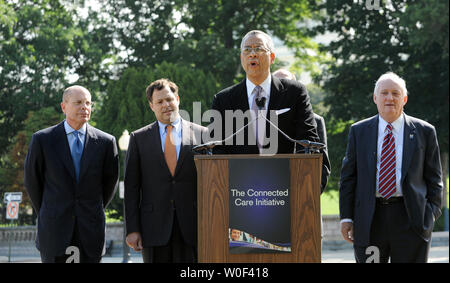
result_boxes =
[194,154,322,263]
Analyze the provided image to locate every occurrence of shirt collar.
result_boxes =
[158,116,182,135]
[64,120,87,136]
[378,113,404,134]
[246,74,271,99]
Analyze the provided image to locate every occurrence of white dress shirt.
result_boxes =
[246,75,271,153]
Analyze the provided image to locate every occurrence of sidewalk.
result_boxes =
[2,232,448,263]
[1,245,447,263]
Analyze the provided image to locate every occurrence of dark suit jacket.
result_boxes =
[339,114,443,246]
[211,76,319,154]
[124,119,208,247]
[24,121,119,258]
[314,113,331,192]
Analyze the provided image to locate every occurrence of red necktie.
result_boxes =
[378,124,396,199]
[164,125,177,176]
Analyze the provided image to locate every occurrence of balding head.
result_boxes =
[273,69,297,81]
[61,85,92,130]
[63,85,91,102]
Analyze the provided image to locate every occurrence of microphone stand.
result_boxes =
[193,97,325,155]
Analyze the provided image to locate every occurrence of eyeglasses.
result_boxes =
[241,46,270,55]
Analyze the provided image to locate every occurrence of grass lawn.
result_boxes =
[320,177,449,216]
[321,189,339,215]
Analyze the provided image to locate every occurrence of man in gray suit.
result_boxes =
[339,72,443,262]
[124,79,208,262]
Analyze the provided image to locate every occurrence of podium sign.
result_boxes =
[195,154,322,263]
[228,158,291,254]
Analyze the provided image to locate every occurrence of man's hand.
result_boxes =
[340,222,354,244]
[126,232,143,252]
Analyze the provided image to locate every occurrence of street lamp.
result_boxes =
[118,130,131,263]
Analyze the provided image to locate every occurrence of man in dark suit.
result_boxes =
[340,72,443,263]
[211,30,318,156]
[24,85,119,263]
[124,79,208,263]
[273,68,330,192]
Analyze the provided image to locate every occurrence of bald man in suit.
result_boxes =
[25,86,119,263]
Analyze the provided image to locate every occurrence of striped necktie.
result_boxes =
[378,124,396,199]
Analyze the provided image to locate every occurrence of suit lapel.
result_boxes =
[262,76,286,148]
[53,121,76,180]
[78,124,98,181]
[174,119,192,176]
[267,75,286,111]
[401,114,417,184]
[367,115,379,194]
[150,122,167,170]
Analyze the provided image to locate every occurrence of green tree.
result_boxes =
[313,0,449,190]
[0,107,62,224]
[97,0,322,86]
[0,0,114,158]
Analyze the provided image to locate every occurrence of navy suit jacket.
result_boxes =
[24,121,119,258]
[340,114,443,246]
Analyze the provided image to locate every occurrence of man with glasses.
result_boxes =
[211,30,319,155]
[24,85,119,263]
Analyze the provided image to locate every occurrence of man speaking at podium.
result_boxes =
[210,30,319,155]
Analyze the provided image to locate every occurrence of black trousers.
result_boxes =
[40,220,102,263]
[354,199,430,263]
[142,212,197,263]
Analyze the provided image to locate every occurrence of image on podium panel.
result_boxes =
[228,158,291,254]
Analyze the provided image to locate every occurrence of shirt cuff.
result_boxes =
[340,218,353,224]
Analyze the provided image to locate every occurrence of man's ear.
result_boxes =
[270,52,276,65]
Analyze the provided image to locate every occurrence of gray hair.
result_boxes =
[240,30,275,53]
[374,72,408,96]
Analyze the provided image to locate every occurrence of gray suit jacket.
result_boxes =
[124,119,207,247]
[339,114,442,246]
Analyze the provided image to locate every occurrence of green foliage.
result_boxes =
[97,0,322,86]
[0,107,62,224]
[97,62,220,138]
[312,0,449,191]
[0,0,114,159]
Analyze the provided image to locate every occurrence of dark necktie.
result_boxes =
[164,125,177,176]
[378,124,396,199]
[71,130,83,181]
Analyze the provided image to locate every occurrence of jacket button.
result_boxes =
[172,180,176,185]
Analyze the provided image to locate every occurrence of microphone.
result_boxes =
[192,114,260,154]
[192,141,220,152]
[295,140,326,150]
[258,114,326,153]
[255,97,266,109]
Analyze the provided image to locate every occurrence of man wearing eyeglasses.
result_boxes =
[211,30,319,155]
[24,85,119,263]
